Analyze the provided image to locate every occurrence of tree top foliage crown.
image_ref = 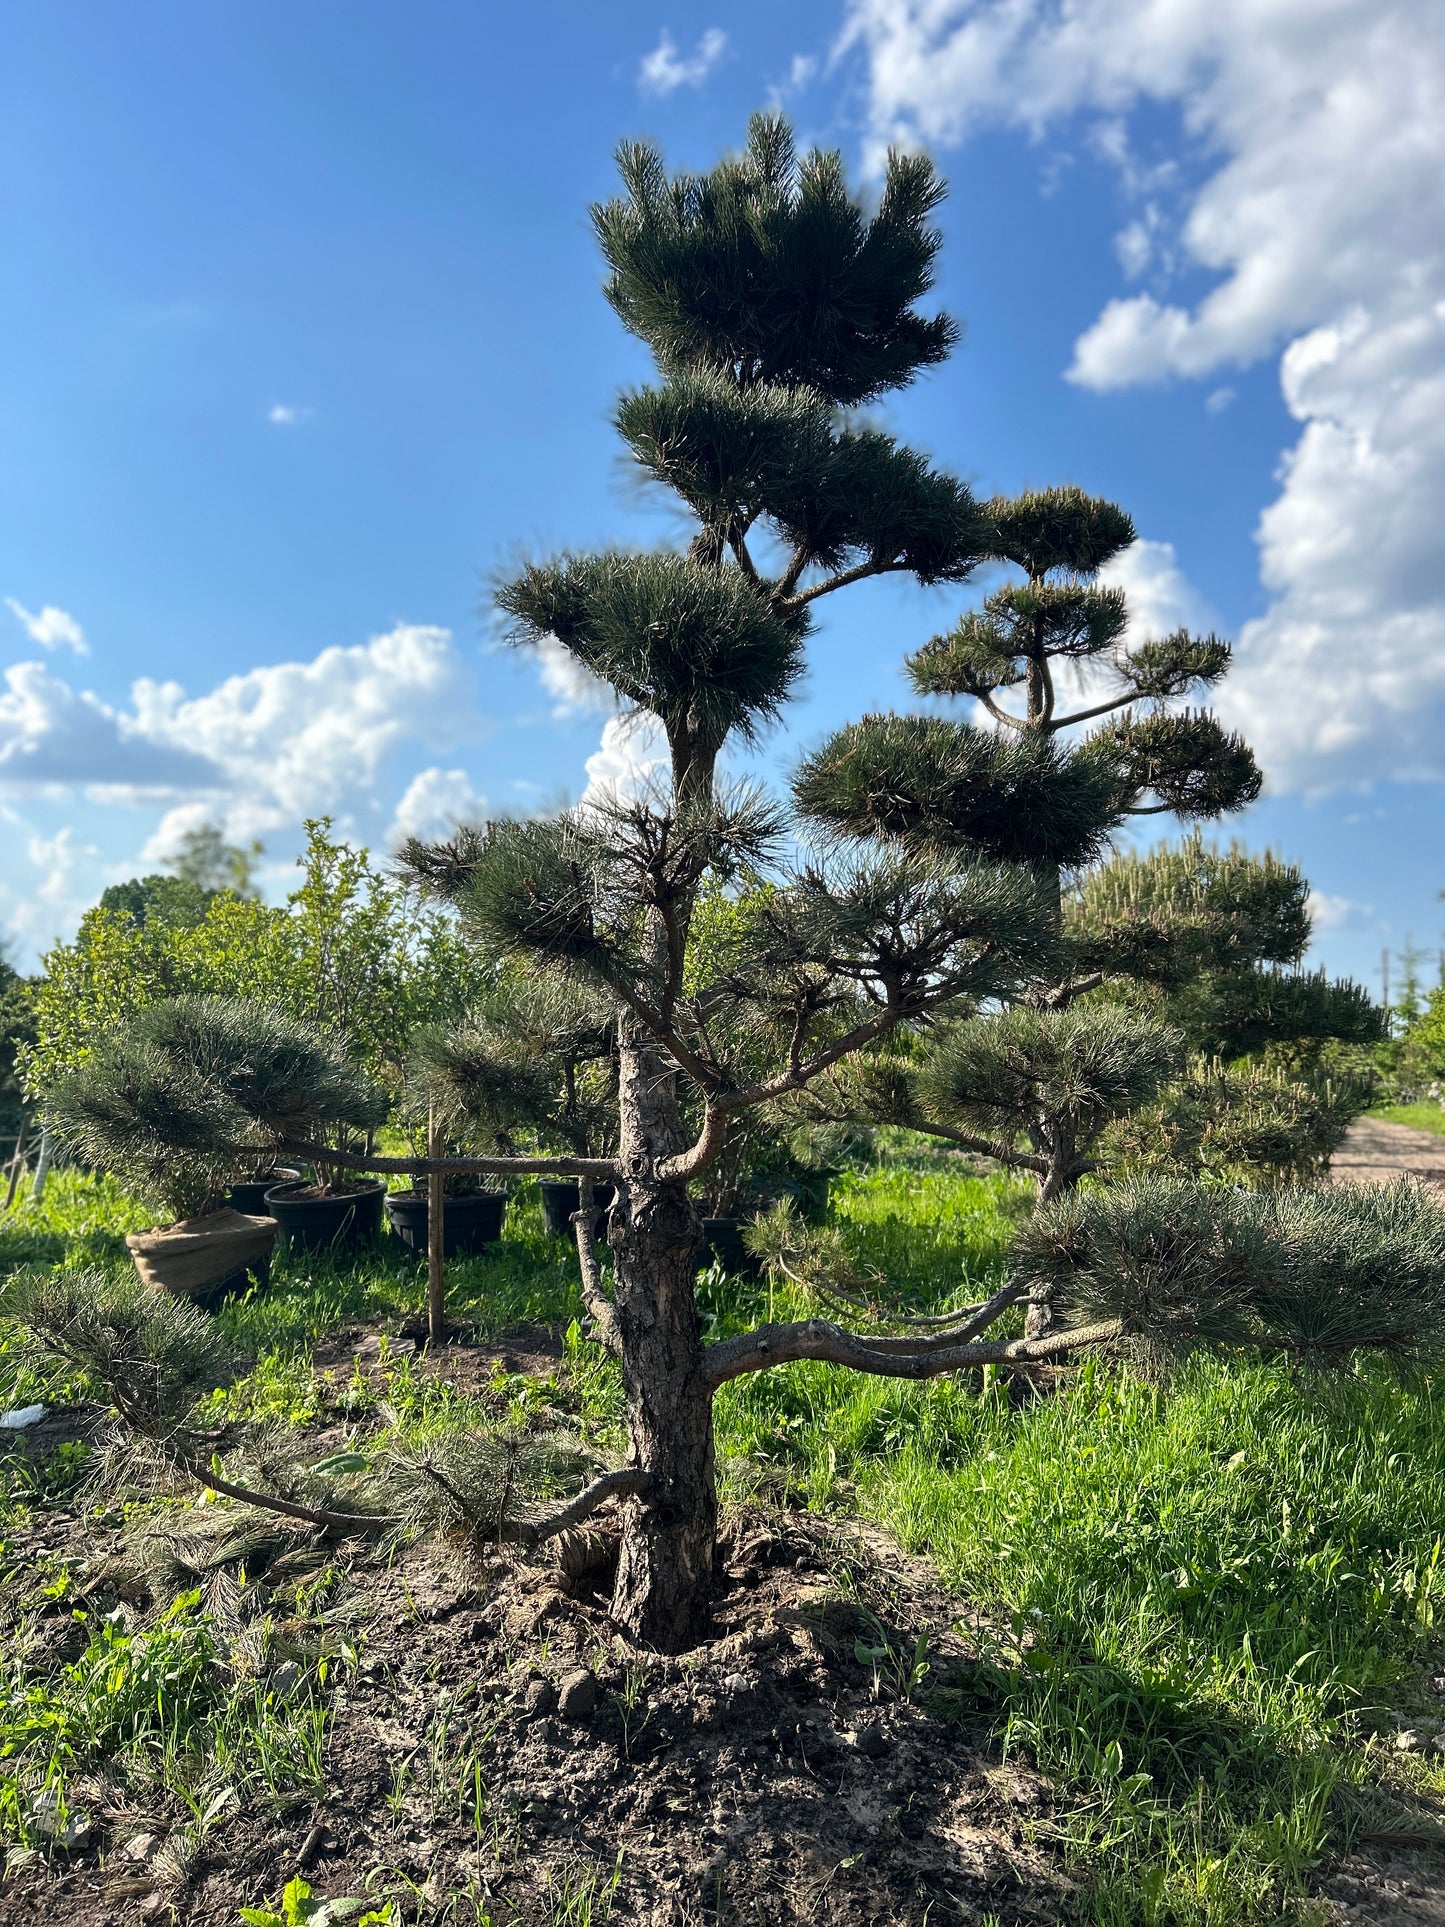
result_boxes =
[593,112,957,406]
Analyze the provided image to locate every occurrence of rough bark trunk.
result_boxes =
[606,1020,718,1651]
[1026,1122,1075,1337]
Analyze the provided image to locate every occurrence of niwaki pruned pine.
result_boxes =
[796,441,1383,1207]
[32,114,1428,1658]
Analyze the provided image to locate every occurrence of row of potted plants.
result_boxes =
[127,1167,760,1313]
[125,1169,513,1313]
[232,1170,752,1270]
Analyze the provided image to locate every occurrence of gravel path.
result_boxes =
[1330,1116,1445,1192]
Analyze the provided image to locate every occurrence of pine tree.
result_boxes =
[381,117,1085,1643]
[87,116,1425,1650]
[792,461,1379,1209]
[45,996,384,1222]
[1075,837,1383,1186]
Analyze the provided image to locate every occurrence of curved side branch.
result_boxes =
[704,1316,1122,1391]
[785,1269,1025,1353]
[781,557,886,610]
[1037,973,1106,1010]
[165,1434,398,1533]
[660,1008,901,1185]
[169,1432,640,1547]
[505,1468,648,1548]
[902,1118,1049,1175]
[975,692,1027,731]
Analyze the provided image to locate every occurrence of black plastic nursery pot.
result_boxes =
[539,1178,616,1240]
[264,1178,387,1255]
[385,1189,507,1259]
[698,1216,760,1278]
[192,1257,272,1315]
[224,1167,301,1216]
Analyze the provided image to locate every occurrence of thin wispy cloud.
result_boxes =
[266,403,314,427]
[638,26,727,96]
[1307,890,1374,934]
[5,599,88,656]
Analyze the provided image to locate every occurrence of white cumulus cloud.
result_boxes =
[580,714,670,806]
[1100,538,1219,644]
[127,622,480,827]
[0,659,219,793]
[0,622,496,961]
[5,599,88,656]
[839,0,1445,791]
[533,634,616,717]
[638,26,727,96]
[389,766,488,844]
[0,620,490,838]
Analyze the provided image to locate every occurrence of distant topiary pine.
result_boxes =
[793,472,1378,1214]
[794,483,1260,871]
[827,834,1383,1208]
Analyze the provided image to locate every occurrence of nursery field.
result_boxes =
[5,1158,1445,1925]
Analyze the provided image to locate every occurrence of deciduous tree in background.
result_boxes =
[25,819,493,1099]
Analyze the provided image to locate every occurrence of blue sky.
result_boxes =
[2,0,1442,995]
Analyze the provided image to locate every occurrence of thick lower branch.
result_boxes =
[506,1468,648,1547]
[276,1139,619,1181]
[705,1317,1122,1389]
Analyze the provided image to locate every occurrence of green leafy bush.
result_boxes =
[24,820,495,1101]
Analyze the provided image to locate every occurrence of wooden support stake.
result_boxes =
[427,1108,446,1343]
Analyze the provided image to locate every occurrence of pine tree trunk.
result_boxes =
[606,1022,717,1650]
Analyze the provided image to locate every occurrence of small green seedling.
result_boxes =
[854,1622,931,1702]
[239,1876,393,1927]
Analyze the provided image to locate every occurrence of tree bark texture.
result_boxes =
[606,1020,717,1650]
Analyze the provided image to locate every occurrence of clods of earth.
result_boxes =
[8,1328,1445,1925]
[3,1470,1074,1925]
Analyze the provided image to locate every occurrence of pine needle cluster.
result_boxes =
[1015,1176,1445,1365]
[44,996,385,1219]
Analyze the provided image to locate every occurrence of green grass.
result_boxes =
[1371,1102,1445,1137]
[4,1158,1445,1922]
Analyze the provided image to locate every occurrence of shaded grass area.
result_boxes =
[2,1158,1445,1921]
[1371,1102,1445,1138]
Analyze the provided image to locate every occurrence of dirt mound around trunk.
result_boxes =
[6,1514,1075,1926]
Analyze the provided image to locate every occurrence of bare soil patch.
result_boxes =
[1,1504,1076,1926]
